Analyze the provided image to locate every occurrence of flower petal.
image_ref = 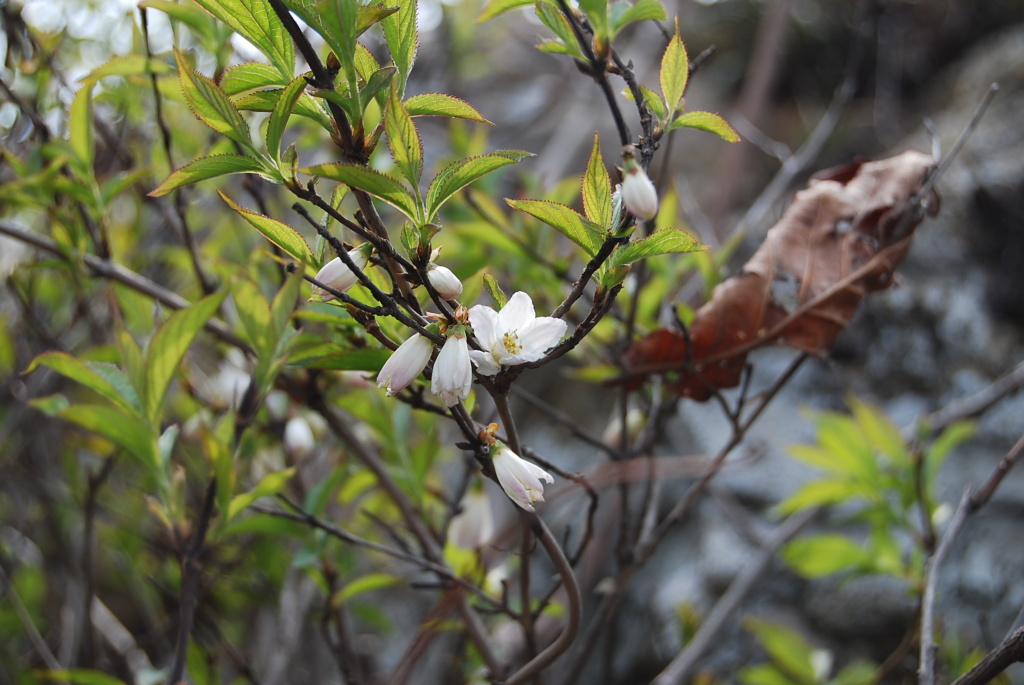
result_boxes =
[468,304,501,349]
[497,292,536,331]
[468,350,501,376]
[517,317,568,358]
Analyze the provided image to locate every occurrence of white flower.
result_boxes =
[467,292,567,376]
[621,166,659,220]
[491,443,554,511]
[377,333,433,395]
[431,333,472,406]
[283,416,315,458]
[427,264,463,300]
[311,247,369,302]
[448,489,494,549]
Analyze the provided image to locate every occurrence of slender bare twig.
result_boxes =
[950,627,1024,685]
[651,508,819,685]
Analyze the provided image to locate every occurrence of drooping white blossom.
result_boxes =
[377,333,434,396]
[491,443,554,511]
[311,247,370,302]
[467,292,567,376]
[431,333,473,406]
[283,416,315,458]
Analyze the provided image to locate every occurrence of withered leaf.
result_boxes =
[622,150,940,400]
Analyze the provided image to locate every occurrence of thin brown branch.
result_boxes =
[950,627,1024,685]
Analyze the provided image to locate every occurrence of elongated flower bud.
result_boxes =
[377,333,433,395]
[621,165,659,220]
[427,264,463,300]
[311,247,369,302]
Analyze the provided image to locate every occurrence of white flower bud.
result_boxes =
[621,166,659,220]
[427,264,463,300]
[311,247,369,302]
[283,416,315,458]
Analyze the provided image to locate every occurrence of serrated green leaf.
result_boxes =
[743,617,817,685]
[477,0,532,22]
[333,573,401,606]
[668,110,740,141]
[582,134,613,228]
[219,191,315,264]
[385,83,423,189]
[140,0,218,42]
[175,50,252,149]
[535,1,586,60]
[356,5,400,34]
[426,149,531,221]
[381,0,417,91]
[483,274,508,309]
[150,154,267,197]
[190,0,294,79]
[660,23,688,114]
[579,0,609,44]
[610,0,666,38]
[144,291,228,424]
[506,199,604,256]
[234,89,333,130]
[815,413,879,484]
[781,534,869,578]
[610,227,705,266]
[231,278,273,359]
[226,467,297,522]
[847,396,908,466]
[25,352,142,416]
[69,83,94,170]
[404,93,492,124]
[81,54,173,83]
[220,62,290,95]
[268,76,309,164]
[304,162,419,221]
[358,66,397,114]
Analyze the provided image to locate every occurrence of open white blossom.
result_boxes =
[377,333,433,396]
[431,333,472,406]
[491,443,554,511]
[311,247,369,302]
[468,292,567,376]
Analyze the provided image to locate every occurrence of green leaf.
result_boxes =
[140,0,219,42]
[404,93,492,124]
[114,326,145,403]
[358,67,397,114]
[535,1,586,60]
[81,54,173,83]
[477,0,533,22]
[483,273,508,309]
[815,413,879,484]
[426,149,532,221]
[781,534,869,578]
[333,572,401,606]
[226,467,297,522]
[231,278,274,359]
[144,291,228,424]
[219,191,315,264]
[668,110,740,142]
[302,163,419,221]
[506,199,604,256]
[234,89,333,131]
[660,22,689,114]
[39,668,129,685]
[610,228,705,266]
[381,0,417,91]
[582,134,613,228]
[220,62,290,95]
[847,396,908,466]
[624,82,667,122]
[150,155,267,197]
[926,420,974,478]
[175,50,252,149]
[610,0,666,38]
[385,83,423,189]
[579,0,609,45]
[268,76,309,164]
[69,83,94,170]
[775,479,869,515]
[32,400,156,468]
[190,0,294,79]
[744,616,817,685]
[289,347,391,371]
[739,663,796,685]
[24,352,142,416]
